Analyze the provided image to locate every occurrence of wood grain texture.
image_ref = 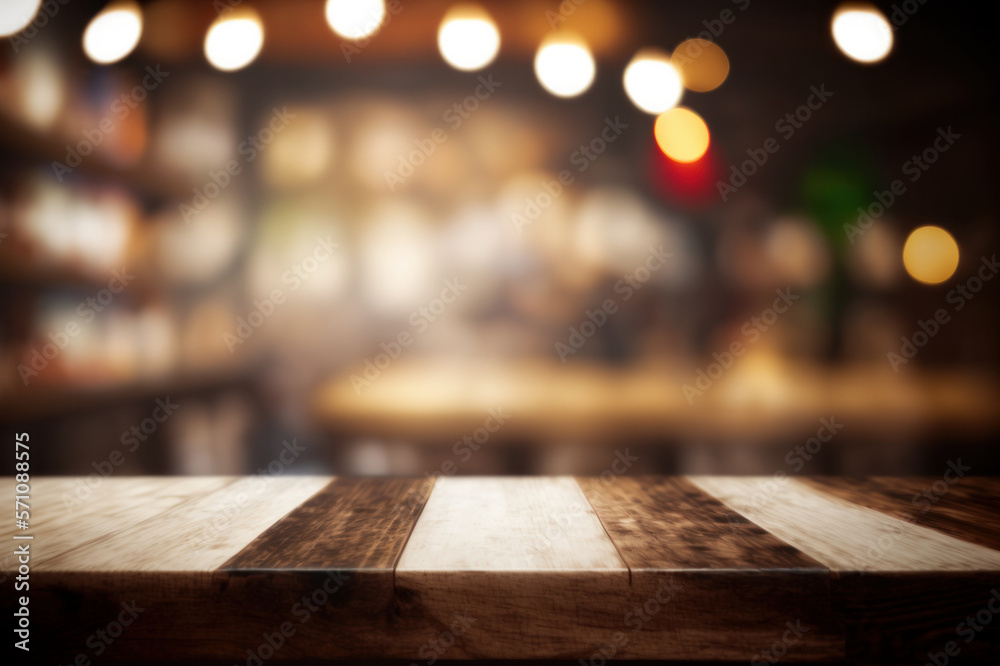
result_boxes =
[575,476,842,661]
[223,476,434,570]
[1,477,233,570]
[22,475,443,662]
[398,476,625,571]
[9,475,1000,663]
[41,476,330,571]
[394,477,635,659]
[803,476,1000,551]
[691,476,1000,662]
[578,476,824,570]
[689,476,1000,571]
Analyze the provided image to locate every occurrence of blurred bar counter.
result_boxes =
[312,356,1000,474]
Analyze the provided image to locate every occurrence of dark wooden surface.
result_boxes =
[804,476,1000,551]
[5,475,1000,663]
[222,477,434,570]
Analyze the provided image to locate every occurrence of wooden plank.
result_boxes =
[1,477,233,569]
[24,476,439,662]
[689,476,1000,571]
[576,476,843,661]
[578,476,825,570]
[41,476,331,571]
[398,476,625,571]
[393,476,633,659]
[690,476,1000,663]
[223,476,434,570]
[12,475,1000,662]
[803,476,1000,551]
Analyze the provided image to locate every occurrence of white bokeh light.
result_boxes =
[204,10,264,72]
[623,50,683,114]
[832,5,894,63]
[83,1,143,65]
[325,0,386,40]
[534,34,595,98]
[0,0,41,37]
[438,5,500,72]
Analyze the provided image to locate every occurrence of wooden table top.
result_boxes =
[6,476,1000,663]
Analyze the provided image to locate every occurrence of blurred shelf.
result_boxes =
[312,357,1000,443]
[0,364,256,423]
[0,111,191,201]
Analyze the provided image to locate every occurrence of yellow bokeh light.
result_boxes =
[831,4,894,64]
[672,38,730,92]
[534,33,595,98]
[83,1,143,65]
[654,107,710,163]
[623,48,683,115]
[438,4,500,72]
[903,225,959,284]
[325,0,386,41]
[204,8,264,72]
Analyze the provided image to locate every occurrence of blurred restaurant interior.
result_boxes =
[0,0,997,480]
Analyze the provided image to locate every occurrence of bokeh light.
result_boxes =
[763,217,831,288]
[0,0,41,37]
[623,49,683,114]
[83,1,143,65]
[438,4,500,72]
[261,109,334,188]
[831,4,894,63]
[903,225,959,284]
[534,33,596,98]
[325,0,386,41]
[648,140,720,208]
[654,107,710,163]
[204,8,264,72]
[15,49,65,129]
[672,38,730,92]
